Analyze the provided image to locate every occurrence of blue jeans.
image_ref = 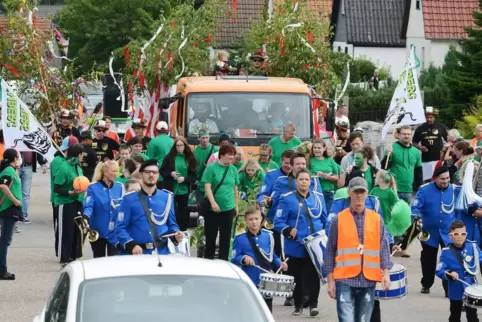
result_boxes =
[397,192,412,205]
[323,191,334,215]
[0,217,15,273]
[336,282,375,322]
[19,165,33,219]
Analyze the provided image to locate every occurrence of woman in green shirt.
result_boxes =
[160,136,197,231]
[127,137,149,161]
[202,144,240,261]
[309,138,339,212]
[338,146,378,191]
[238,159,265,197]
[0,149,23,280]
[54,144,86,265]
[257,144,279,172]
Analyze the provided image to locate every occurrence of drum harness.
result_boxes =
[448,242,480,284]
[246,231,273,271]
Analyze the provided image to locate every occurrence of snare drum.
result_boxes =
[302,230,327,279]
[258,273,295,298]
[167,231,190,256]
[375,263,407,300]
[463,285,482,309]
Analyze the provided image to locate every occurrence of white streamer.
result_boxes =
[298,34,315,53]
[293,1,299,12]
[108,53,127,112]
[282,22,303,36]
[48,41,74,62]
[335,62,351,111]
[175,37,188,80]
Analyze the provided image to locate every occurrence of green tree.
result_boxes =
[55,0,171,76]
[444,1,482,103]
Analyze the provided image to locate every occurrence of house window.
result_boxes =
[416,0,421,10]
[345,47,348,54]
[338,46,341,52]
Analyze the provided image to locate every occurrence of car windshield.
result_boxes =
[76,275,270,322]
[185,92,311,145]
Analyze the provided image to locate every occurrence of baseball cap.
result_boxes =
[348,177,368,192]
[156,121,169,131]
[60,135,79,151]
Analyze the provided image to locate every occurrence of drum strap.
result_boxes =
[288,176,294,190]
[294,192,316,235]
[138,191,166,250]
[449,244,467,272]
[246,231,271,270]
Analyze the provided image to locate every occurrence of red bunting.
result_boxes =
[280,38,286,56]
[203,34,212,42]
[32,10,37,30]
[139,71,145,88]
[4,63,20,77]
[232,0,237,11]
[166,52,173,70]
[170,20,176,28]
[307,31,313,44]
[304,64,310,69]
[124,46,130,67]
[192,40,198,47]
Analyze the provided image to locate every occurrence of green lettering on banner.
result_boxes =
[19,107,30,131]
[6,92,17,128]
[406,69,416,99]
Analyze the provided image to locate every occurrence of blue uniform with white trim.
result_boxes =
[274,191,326,258]
[231,229,282,286]
[115,189,179,255]
[411,182,456,248]
[436,241,482,300]
[256,169,285,221]
[271,175,322,219]
[82,181,124,239]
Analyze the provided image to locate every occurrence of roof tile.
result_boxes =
[0,17,52,33]
[422,0,479,39]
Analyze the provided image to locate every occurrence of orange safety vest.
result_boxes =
[333,208,382,282]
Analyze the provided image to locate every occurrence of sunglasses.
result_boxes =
[449,232,467,237]
[96,129,106,133]
[253,59,263,63]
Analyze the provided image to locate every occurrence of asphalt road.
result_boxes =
[0,173,477,321]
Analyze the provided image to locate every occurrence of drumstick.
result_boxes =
[390,244,403,257]
[254,265,272,274]
[445,271,472,287]
[275,258,289,274]
[161,232,182,238]
[294,203,303,230]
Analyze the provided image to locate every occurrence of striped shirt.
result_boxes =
[325,208,392,288]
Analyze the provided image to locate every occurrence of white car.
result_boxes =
[34,255,274,322]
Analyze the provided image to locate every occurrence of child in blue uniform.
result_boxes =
[231,206,288,312]
[436,220,482,322]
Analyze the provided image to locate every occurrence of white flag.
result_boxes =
[381,47,425,139]
[1,79,57,161]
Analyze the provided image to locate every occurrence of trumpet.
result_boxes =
[75,215,99,242]
[400,216,429,250]
[263,219,274,230]
[418,231,430,242]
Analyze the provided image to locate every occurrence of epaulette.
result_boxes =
[235,231,247,237]
[267,169,278,173]
[124,190,137,196]
[281,191,293,198]
[278,175,288,179]
[467,240,476,244]
[442,246,450,251]
[419,182,430,189]
[262,228,273,234]
[162,189,174,195]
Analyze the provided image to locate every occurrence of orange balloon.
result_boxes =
[73,176,90,191]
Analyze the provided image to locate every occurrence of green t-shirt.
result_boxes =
[234,161,244,171]
[268,136,302,166]
[201,162,239,212]
[386,143,423,193]
[0,166,22,212]
[116,175,129,184]
[54,160,85,205]
[309,157,340,192]
[362,167,374,191]
[238,170,265,194]
[50,155,65,203]
[132,152,149,161]
[259,160,279,172]
[174,154,189,195]
[193,144,219,192]
[369,187,398,224]
[146,134,174,163]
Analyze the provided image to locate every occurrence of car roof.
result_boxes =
[69,256,244,281]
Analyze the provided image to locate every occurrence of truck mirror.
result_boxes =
[158,95,180,110]
[312,97,335,132]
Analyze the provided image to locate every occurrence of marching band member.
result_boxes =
[106,179,140,253]
[115,160,182,255]
[231,205,288,312]
[326,177,392,322]
[256,149,294,256]
[436,220,482,322]
[274,169,326,317]
[82,160,124,258]
[412,166,455,295]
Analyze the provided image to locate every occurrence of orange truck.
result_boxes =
[162,75,334,156]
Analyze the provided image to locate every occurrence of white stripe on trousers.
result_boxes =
[58,205,63,261]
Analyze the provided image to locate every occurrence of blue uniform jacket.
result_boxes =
[231,229,282,286]
[436,241,482,300]
[274,191,326,258]
[271,175,323,218]
[256,169,285,221]
[83,181,124,239]
[325,196,393,244]
[412,182,456,248]
[115,189,180,255]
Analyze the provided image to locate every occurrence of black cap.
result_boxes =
[80,131,92,139]
[433,166,449,178]
[139,159,159,172]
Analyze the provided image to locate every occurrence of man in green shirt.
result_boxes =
[382,125,423,203]
[193,130,218,216]
[146,121,174,188]
[268,123,302,166]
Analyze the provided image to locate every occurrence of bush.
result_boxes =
[456,95,482,138]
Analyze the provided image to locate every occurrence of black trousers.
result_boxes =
[273,230,283,259]
[288,255,320,309]
[371,300,381,322]
[195,188,205,218]
[420,239,449,293]
[52,203,59,257]
[90,238,117,258]
[58,202,82,263]
[203,206,234,261]
[175,194,190,231]
[450,300,479,322]
[264,297,273,312]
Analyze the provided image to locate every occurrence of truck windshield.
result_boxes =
[185,92,312,145]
